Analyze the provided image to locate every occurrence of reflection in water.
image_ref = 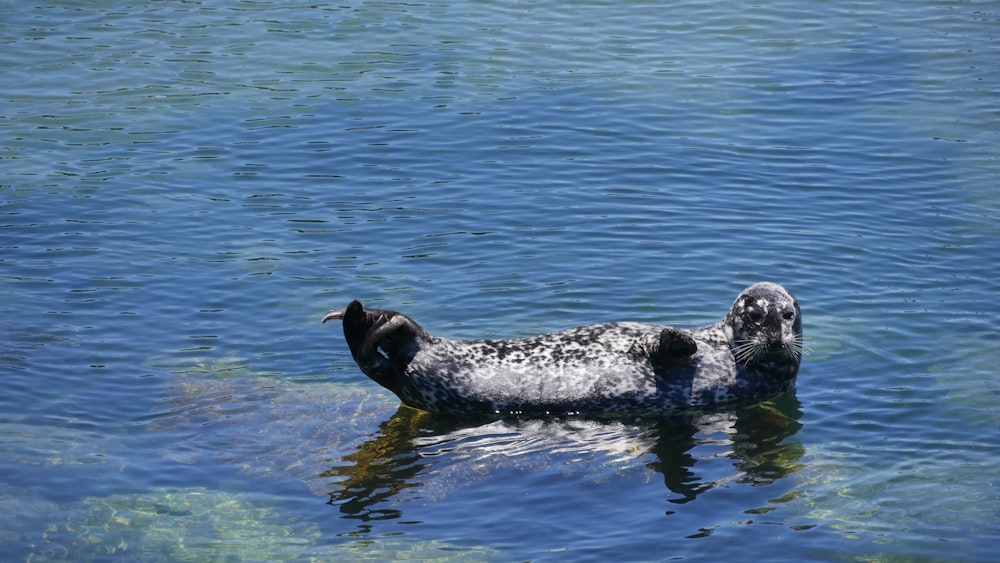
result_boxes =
[324,394,803,523]
[650,394,804,506]
[323,409,433,522]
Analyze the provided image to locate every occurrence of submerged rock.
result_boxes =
[4,485,498,562]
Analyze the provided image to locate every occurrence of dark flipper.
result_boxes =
[656,327,698,364]
[322,299,428,390]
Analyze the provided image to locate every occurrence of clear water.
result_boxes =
[2,0,998,560]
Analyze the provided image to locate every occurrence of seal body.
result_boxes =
[323,282,803,416]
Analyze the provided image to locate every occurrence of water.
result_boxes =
[2,0,998,560]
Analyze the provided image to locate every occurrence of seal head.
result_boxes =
[725,281,803,374]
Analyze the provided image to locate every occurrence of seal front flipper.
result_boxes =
[656,327,698,364]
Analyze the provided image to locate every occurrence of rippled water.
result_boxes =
[2,0,998,560]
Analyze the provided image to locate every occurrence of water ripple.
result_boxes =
[2,0,998,560]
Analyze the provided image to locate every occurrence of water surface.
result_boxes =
[2,0,998,560]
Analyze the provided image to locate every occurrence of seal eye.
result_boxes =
[747,309,764,324]
[782,311,795,321]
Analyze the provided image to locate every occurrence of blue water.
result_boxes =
[2,0,998,560]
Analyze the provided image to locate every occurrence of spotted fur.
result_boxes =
[322,282,802,416]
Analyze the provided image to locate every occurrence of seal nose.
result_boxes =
[765,313,785,343]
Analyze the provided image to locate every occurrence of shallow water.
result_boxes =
[2,0,998,560]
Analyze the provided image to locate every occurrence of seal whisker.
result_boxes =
[732,339,766,365]
[783,335,809,359]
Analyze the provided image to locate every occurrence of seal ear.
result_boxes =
[656,327,698,364]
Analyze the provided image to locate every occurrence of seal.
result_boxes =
[322,282,803,416]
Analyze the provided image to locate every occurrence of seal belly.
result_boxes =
[403,323,662,413]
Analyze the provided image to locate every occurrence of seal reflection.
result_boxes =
[322,393,804,523]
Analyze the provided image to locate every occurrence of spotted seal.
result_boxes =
[322,282,803,416]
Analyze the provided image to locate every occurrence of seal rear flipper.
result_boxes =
[327,299,404,389]
[656,327,698,364]
[336,300,401,365]
[325,299,431,388]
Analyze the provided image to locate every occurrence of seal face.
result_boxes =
[323,282,803,416]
